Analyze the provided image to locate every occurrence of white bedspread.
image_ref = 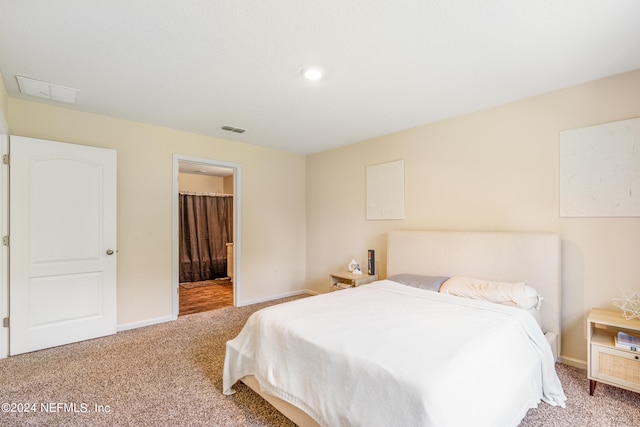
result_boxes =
[223,280,566,427]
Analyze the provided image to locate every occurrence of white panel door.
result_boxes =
[9,136,117,355]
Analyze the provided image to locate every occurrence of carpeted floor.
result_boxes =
[520,363,640,427]
[1,296,639,426]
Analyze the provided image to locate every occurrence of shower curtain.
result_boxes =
[179,192,233,283]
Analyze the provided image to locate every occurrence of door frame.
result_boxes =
[0,117,8,359]
[171,155,241,318]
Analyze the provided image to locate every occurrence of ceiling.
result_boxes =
[178,162,233,177]
[1,1,639,156]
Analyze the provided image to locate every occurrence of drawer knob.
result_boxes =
[636,355,639,361]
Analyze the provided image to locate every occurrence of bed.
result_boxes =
[223,230,567,426]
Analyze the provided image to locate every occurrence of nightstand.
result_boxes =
[587,308,640,395]
[329,271,378,292]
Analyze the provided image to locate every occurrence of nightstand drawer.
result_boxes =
[591,344,640,392]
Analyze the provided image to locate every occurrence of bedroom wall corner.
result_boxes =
[0,73,8,124]
[7,97,307,327]
[305,68,640,365]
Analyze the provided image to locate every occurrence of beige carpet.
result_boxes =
[1,296,639,426]
[0,297,299,427]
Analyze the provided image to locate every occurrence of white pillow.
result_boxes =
[440,276,543,310]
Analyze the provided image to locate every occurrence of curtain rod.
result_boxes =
[179,191,233,197]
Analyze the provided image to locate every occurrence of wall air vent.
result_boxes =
[221,125,247,134]
[16,75,79,104]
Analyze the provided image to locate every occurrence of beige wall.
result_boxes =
[178,173,226,194]
[306,69,640,366]
[5,68,640,364]
[7,98,307,327]
[0,73,7,126]
[224,175,234,195]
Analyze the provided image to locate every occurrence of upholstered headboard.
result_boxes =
[387,230,561,360]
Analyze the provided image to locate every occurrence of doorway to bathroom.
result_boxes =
[172,155,240,318]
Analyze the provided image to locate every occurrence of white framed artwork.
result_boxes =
[366,159,405,220]
[560,117,640,217]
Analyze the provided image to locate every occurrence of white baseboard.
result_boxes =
[118,290,316,331]
[559,355,587,370]
[237,289,316,307]
[117,315,173,332]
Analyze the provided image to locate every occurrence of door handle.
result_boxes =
[106,249,115,255]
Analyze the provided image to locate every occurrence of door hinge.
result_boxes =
[2,236,8,246]
[2,317,8,328]
[2,154,8,165]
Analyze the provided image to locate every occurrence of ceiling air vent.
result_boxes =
[221,125,247,134]
[16,75,79,104]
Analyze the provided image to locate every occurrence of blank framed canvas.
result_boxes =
[560,117,640,217]
[366,159,404,220]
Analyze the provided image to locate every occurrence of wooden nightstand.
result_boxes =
[587,308,640,395]
[329,271,378,292]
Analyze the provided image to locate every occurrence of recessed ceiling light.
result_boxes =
[301,66,323,81]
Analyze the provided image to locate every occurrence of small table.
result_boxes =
[587,308,640,395]
[329,271,378,292]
